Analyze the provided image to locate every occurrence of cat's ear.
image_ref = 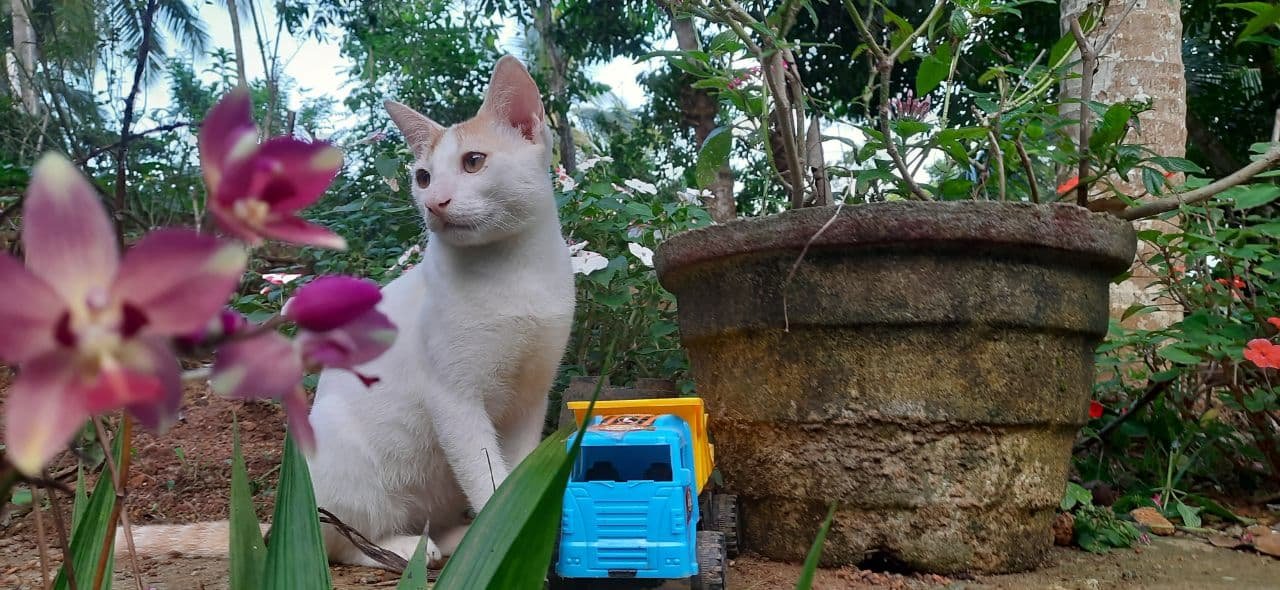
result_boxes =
[478,56,545,142]
[384,100,444,155]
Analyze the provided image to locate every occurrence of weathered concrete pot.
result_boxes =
[654,202,1136,574]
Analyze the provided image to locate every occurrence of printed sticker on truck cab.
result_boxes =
[591,414,660,431]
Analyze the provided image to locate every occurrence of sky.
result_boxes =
[138,3,653,134]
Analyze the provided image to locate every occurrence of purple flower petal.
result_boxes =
[211,331,304,400]
[259,217,347,250]
[22,154,119,305]
[199,86,259,193]
[284,276,382,332]
[252,138,344,214]
[283,387,316,454]
[298,309,396,370]
[112,229,247,336]
[117,338,183,431]
[0,253,66,363]
[3,352,88,475]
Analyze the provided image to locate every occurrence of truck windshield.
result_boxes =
[572,445,674,482]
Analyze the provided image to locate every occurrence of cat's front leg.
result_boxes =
[431,397,511,514]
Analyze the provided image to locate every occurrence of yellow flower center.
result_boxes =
[233,198,271,227]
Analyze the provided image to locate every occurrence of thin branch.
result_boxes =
[78,122,189,165]
[92,417,144,590]
[45,476,77,590]
[112,0,160,228]
[878,64,929,200]
[1119,145,1280,220]
[885,0,946,64]
[1014,133,1041,203]
[1070,17,1095,208]
[987,129,1006,201]
[783,202,845,332]
[1095,1,1140,55]
[33,485,51,590]
[1074,379,1171,453]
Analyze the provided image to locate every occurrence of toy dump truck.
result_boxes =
[549,398,740,590]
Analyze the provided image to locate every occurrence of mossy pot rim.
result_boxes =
[654,201,1137,283]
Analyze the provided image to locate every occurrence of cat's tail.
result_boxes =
[113,521,270,559]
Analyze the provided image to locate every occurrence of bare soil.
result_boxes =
[1,375,1277,589]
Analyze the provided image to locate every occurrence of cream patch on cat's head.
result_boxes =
[384,56,555,248]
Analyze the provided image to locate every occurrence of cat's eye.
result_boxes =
[462,152,487,173]
[415,168,431,188]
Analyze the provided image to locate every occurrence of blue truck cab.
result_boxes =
[550,398,739,590]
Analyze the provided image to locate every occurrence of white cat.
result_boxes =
[120,56,576,570]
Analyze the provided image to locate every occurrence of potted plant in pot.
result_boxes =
[652,0,1280,574]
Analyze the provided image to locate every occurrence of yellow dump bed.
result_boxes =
[567,397,715,494]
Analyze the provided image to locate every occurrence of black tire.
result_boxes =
[709,494,742,558]
[690,530,728,590]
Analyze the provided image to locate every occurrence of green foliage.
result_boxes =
[434,429,573,590]
[54,430,124,590]
[395,537,433,590]
[1084,190,1280,496]
[795,503,837,590]
[229,421,267,590]
[1072,504,1144,554]
[262,434,332,590]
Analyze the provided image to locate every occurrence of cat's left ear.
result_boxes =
[479,56,546,142]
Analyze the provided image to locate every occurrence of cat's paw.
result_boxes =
[382,535,443,568]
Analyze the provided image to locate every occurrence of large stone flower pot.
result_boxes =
[654,202,1136,574]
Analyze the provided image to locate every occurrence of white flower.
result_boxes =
[571,249,608,275]
[628,242,654,267]
[579,155,614,171]
[677,187,710,205]
[626,225,644,239]
[653,229,663,240]
[624,179,658,195]
[395,244,423,267]
[262,272,302,285]
[555,165,577,191]
[612,182,631,195]
[385,177,400,192]
[567,240,589,254]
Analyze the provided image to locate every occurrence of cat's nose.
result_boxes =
[426,197,452,216]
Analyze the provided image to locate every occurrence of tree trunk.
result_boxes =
[672,16,736,222]
[11,0,40,115]
[225,0,248,86]
[1061,0,1186,331]
[534,0,575,174]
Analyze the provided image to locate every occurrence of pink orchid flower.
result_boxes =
[1,154,247,475]
[210,276,395,451]
[200,86,347,250]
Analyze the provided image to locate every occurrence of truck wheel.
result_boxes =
[709,494,742,558]
[690,530,728,590]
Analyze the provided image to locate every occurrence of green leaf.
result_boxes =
[795,503,837,590]
[374,156,402,179]
[1089,104,1133,152]
[1157,345,1202,365]
[396,537,433,590]
[1147,156,1204,174]
[1237,4,1280,42]
[434,426,575,590]
[707,30,742,54]
[54,429,123,590]
[1225,184,1280,209]
[71,467,87,532]
[1175,502,1202,528]
[262,433,332,590]
[624,201,654,219]
[229,420,267,590]
[1060,482,1092,511]
[696,127,733,189]
[916,43,952,96]
[10,488,32,506]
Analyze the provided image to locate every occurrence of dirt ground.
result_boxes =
[1,375,1278,589]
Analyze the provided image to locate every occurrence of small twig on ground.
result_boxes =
[317,508,420,574]
[782,202,845,332]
